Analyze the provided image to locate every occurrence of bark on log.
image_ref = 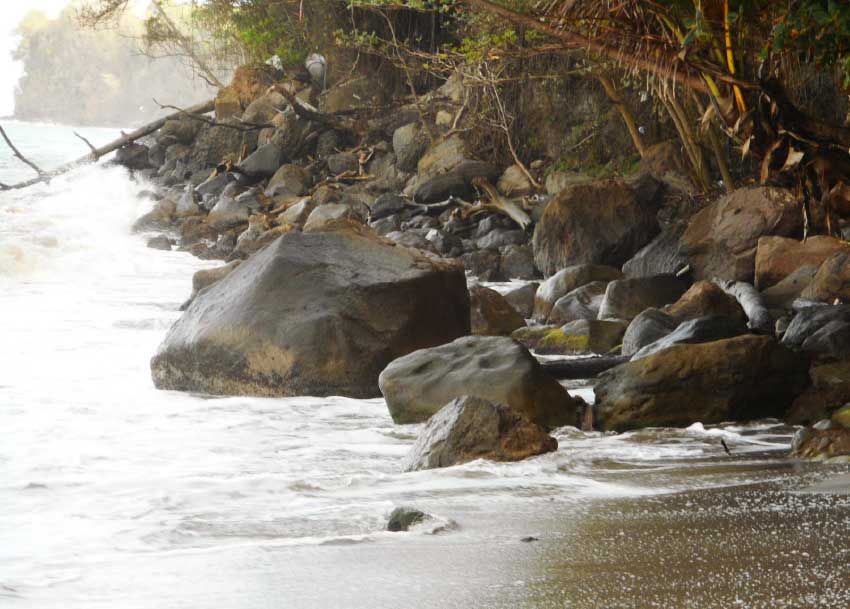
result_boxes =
[539,355,629,380]
[0,99,215,191]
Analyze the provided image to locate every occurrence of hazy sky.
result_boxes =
[0,1,148,116]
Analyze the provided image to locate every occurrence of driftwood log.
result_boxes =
[0,98,215,191]
[539,355,629,380]
[713,279,773,334]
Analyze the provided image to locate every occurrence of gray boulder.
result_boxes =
[266,164,312,197]
[278,198,316,226]
[403,396,558,471]
[621,309,678,357]
[801,321,850,360]
[370,194,408,221]
[597,275,689,321]
[327,152,359,175]
[303,204,363,233]
[503,283,538,319]
[631,315,749,360]
[379,336,581,428]
[238,143,283,178]
[622,222,688,278]
[782,305,850,349]
[393,123,429,173]
[152,227,470,398]
[476,229,527,251]
[548,281,608,325]
[469,286,526,336]
[499,245,537,280]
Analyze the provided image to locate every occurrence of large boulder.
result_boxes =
[190,122,245,168]
[595,335,810,431]
[266,164,312,197]
[680,187,801,282]
[597,275,689,321]
[532,174,664,276]
[502,283,538,319]
[402,396,558,471]
[151,227,470,398]
[631,315,749,360]
[801,251,850,303]
[469,286,526,336]
[761,265,819,309]
[754,236,850,290]
[533,264,623,321]
[378,336,581,428]
[393,123,429,173]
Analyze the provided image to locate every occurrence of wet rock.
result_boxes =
[800,321,850,360]
[413,161,500,204]
[238,143,283,178]
[132,198,176,232]
[370,214,403,236]
[152,227,470,398]
[754,236,850,291]
[595,335,810,431]
[787,361,850,425]
[621,222,689,278]
[159,116,202,145]
[207,194,260,231]
[833,404,850,429]
[416,135,467,178]
[782,305,850,349]
[387,507,430,532]
[499,245,537,280]
[459,250,503,281]
[190,260,242,302]
[476,229,527,251]
[178,216,217,247]
[115,142,150,170]
[232,222,293,260]
[621,309,678,357]
[393,123,428,173]
[666,281,747,324]
[370,194,408,221]
[175,187,202,218]
[533,265,624,321]
[385,230,437,254]
[791,425,850,461]
[801,250,850,303]
[278,198,315,226]
[548,281,609,325]
[680,187,802,283]
[425,229,462,257]
[598,275,689,321]
[535,319,627,356]
[631,315,749,360]
[190,121,245,168]
[403,396,557,471]
[379,336,581,428]
[327,151,359,175]
[511,325,558,351]
[195,173,231,200]
[146,235,173,251]
[762,265,819,309]
[266,164,311,197]
[469,286,526,336]
[503,283,538,319]
[303,204,363,233]
[532,174,663,276]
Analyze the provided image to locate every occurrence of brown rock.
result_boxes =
[470,286,526,336]
[802,250,850,302]
[532,174,663,276]
[595,335,810,431]
[680,187,802,282]
[755,235,850,290]
[403,396,557,471]
[666,281,747,324]
[229,64,279,109]
[786,361,850,425]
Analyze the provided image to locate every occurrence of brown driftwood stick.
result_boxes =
[272,84,358,134]
[472,177,533,230]
[0,98,215,191]
[540,355,629,379]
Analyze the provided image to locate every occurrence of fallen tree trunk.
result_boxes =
[712,279,773,334]
[0,98,215,191]
[539,355,629,380]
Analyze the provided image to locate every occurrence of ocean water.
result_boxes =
[2,122,850,609]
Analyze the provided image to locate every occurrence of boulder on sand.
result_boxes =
[594,335,810,431]
[151,226,470,398]
[379,336,581,428]
[403,396,557,471]
[532,173,663,276]
[533,264,623,321]
[597,275,689,321]
[469,286,526,336]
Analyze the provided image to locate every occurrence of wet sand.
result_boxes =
[524,463,850,609]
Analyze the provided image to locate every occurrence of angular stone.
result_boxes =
[622,308,678,357]
[470,286,526,336]
[666,281,747,324]
[755,235,850,290]
[548,281,609,325]
[533,264,624,321]
[598,275,689,321]
[535,319,627,356]
[403,396,557,471]
[379,336,581,428]
[631,315,749,360]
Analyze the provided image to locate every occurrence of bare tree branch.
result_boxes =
[0,126,46,177]
[152,98,274,131]
[74,131,100,159]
